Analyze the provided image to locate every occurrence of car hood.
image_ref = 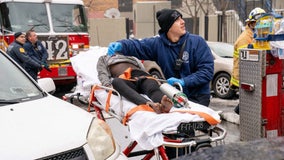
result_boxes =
[0,95,93,159]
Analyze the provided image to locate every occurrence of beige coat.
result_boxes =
[230,25,254,87]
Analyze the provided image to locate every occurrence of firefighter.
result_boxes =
[230,7,266,114]
[7,32,42,80]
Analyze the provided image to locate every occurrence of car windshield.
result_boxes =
[0,2,49,32]
[0,51,43,105]
[50,4,88,32]
[0,2,88,33]
[208,42,234,58]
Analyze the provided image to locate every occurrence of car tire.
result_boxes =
[212,73,235,99]
[149,70,163,79]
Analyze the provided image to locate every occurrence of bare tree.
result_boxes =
[179,0,213,34]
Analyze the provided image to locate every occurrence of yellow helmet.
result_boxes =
[246,7,266,22]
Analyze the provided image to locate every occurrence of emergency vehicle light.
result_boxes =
[71,43,84,50]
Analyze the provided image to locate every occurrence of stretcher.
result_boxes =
[64,47,227,159]
[87,85,226,159]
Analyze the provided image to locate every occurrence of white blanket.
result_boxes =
[95,89,220,149]
[70,47,221,150]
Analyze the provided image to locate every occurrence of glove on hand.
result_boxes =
[42,62,49,68]
[167,77,185,86]
[107,42,122,56]
[42,63,52,72]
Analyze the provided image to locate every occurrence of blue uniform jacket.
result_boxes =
[23,40,48,66]
[118,32,214,97]
[7,41,41,71]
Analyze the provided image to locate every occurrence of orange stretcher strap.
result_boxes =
[122,104,154,125]
[88,84,112,113]
[105,90,112,112]
[172,110,221,125]
[119,67,133,80]
[118,67,159,83]
[88,85,100,112]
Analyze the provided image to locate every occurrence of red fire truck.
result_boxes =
[0,0,89,90]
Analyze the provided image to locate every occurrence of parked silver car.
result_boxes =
[0,49,127,160]
[207,41,236,99]
[143,60,165,79]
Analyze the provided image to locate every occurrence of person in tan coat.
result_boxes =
[231,7,266,114]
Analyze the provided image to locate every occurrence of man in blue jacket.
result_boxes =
[7,32,42,79]
[24,30,49,81]
[107,9,214,107]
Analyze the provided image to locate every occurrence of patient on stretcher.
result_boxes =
[97,54,173,113]
[69,49,224,153]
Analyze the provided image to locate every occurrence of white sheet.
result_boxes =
[95,89,220,150]
[70,47,221,150]
[70,46,108,97]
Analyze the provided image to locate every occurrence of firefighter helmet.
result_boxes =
[246,7,266,22]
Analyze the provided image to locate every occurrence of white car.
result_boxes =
[0,49,127,160]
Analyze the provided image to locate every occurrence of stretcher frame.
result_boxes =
[83,85,227,160]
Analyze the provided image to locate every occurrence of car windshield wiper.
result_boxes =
[0,99,20,104]
[55,25,76,31]
[29,23,49,31]
[54,25,82,34]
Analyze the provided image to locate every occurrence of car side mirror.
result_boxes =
[37,78,56,94]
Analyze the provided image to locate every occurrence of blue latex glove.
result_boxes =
[167,77,185,86]
[107,42,122,56]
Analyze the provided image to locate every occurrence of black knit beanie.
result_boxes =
[14,32,24,39]
[156,9,182,34]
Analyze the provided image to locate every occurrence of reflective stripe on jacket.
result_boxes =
[230,25,254,88]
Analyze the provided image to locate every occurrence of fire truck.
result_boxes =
[0,0,89,90]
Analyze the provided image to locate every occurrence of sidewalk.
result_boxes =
[209,97,240,144]
[209,97,240,125]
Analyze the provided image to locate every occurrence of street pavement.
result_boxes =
[209,96,240,144]
[210,97,240,125]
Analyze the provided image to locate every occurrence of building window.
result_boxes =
[170,0,182,8]
[118,0,133,12]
